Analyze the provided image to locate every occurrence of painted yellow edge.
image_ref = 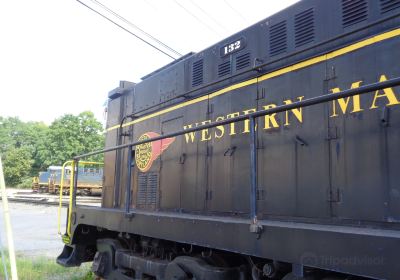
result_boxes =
[107,28,400,132]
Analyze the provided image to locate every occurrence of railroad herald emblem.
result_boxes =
[135,132,175,172]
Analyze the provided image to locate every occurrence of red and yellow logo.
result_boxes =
[135,132,175,172]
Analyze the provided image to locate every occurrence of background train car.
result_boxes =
[49,166,103,195]
[46,166,67,194]
[74,167,103,196]
[33,166,103,195]
[32,171,51,193]
[58,0,400,279]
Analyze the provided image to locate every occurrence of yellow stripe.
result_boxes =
[107,28,400,132]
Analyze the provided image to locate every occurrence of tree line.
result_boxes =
[0,111,104,187]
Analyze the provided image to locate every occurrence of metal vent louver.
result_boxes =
[295,8,315,47]
[236,52,250,70]
[218,61,231,77]
[269,21,287,57]
[380,0,400,13]
[192,59,203,87]
[137,173,158,208]
[342,0,368,27]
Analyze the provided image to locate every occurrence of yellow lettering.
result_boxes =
[183,124,197,143]
[263,104,279,129]
[330,81,363,117]
[283,96,304,126]
[242,108,257,133]
[214,116,225,139]
[370,75,400,109]
[226,112,240,135]
[200,120,212,141]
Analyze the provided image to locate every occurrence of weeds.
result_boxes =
[0,253,93,280]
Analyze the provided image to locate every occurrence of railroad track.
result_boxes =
[0,192,101,207]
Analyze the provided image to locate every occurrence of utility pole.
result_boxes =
[0,156,18,280]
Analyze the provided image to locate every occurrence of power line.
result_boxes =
[142,0,159,12]
[173,0,222,36]
[223,0,248,24]
[188,0,230,33]
[88,0,183,57]
[75,0,178,60]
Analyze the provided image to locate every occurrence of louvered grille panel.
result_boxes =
[342,0,368,27]
[137,173,158,208]
[236,52,250,70]
[295,8,315,47]
[146,174,158,205]
[192,59,203,87]
[218,61,231,77]
[269,21,287,56]
[380,0,400,13]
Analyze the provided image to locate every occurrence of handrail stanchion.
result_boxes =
[249,116,261,233]
[249,116,257,223]
[125,145,133,214]
[67,159,79,238]
[67,160,75,238]
[58,160,72,236]
[73,159,79,207]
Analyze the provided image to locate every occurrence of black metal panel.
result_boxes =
[133,60,186,113]
[204,83,258,215]
[103,131,117,208]
[257,62,331,219]
[327,35,400,222]
[180,102,208,212]
[160,117,183,210]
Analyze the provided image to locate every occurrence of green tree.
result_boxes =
[0,117,49,185]
[0,117,49,171]
[0,116,23,153]
[37,111,104,166]
[0,113,104,186]
[2,147,33,186]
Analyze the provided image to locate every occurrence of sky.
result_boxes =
[0,0,299,125]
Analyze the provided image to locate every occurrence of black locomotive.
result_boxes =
[57,0,400,279]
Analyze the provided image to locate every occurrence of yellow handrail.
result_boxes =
[67,161,75,237]
[58,160,104,243]
[57,160,73,236]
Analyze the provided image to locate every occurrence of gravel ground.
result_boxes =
[0,201,68,258]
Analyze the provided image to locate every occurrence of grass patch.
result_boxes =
[0,252,93,280]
